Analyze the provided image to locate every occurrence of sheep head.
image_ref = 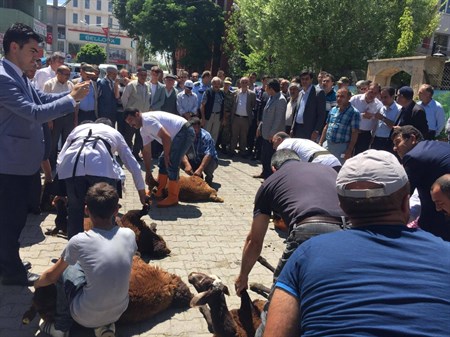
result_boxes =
[188,272,230,307]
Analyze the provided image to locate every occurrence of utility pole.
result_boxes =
[52,0,58,53]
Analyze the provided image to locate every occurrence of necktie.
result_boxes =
[22,73,29,89]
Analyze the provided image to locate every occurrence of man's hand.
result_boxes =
[70,81,91,101]
[344,148,353,160]
[362,111,373,119]
[184,163,194,175]
[193,169,203,179]
[145,172,157,188]
[48,120,54,130]
[235,274,249,297]
[374,112,384,120]
[138,189,148,205]
[310,130,319,142]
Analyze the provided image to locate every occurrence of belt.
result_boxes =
[234,114,248,118]
[295,215,347,227]
[79,109,95,113]
[359,130,371,134]
[308,150,331,162]
[182,121,192,129]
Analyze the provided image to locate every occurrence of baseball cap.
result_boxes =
[224,77,232,84]
[336,150,408,198]
[164,73,177,80]
[398,86,414,100]
[184,80,194,89]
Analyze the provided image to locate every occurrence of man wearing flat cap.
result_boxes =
[160,74,179,115]
[264,149,450,337]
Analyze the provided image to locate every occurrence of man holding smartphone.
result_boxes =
[72,63,98,124]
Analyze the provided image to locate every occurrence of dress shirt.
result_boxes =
[326,105,360,143]
[295,85,313,124]
[78,81,95,111]
[177,91,198,116]
[43,77,74,94]
[374,101,401,138]
[57,123,145,190]
[235,91,248,116]
[350,94,382,131]
[34,66,56,90]
[418,99,446,133]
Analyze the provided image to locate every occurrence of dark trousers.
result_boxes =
[247,117,258,153]
[50,114,74,169]
[122,122,143,157]
[354,130,372,155]
[261,139,275,179]
[77,109,96,125]
[293,123,310,139]
[65,176,116,239]
[0,173,34,280]
[371,136,394,153]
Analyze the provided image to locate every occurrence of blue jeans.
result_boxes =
[55,263,86,332]
[158,124,195,181]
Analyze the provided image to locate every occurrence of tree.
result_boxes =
[113,0,225,74]
[226,0,440,77]
[76,43,107,65]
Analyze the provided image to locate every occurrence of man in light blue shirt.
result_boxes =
[418,84,446,140]
[177,80,198,119]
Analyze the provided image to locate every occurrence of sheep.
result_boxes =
[148,175,224,203]
[47,203,171,259]
[188,272,266,337]
[23,256,193,326]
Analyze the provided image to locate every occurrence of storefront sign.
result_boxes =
[33,19,47,37]
[79,33,120,45]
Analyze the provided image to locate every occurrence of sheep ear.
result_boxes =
[150,222,157,232]
[190,291,210,307]
[222,285,230,296]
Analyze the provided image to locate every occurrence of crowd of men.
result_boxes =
[2,22,450,337]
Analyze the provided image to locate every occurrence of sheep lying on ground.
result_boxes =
[189,272,266,337]
[23,256,193,326]
[148,175,224,203]
[47,203,170,258]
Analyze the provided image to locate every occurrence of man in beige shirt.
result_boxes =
[43,65,75,169]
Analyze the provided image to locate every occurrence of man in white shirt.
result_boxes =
[124,109,195,208]
[230,76,256,156]
[44,65,76,169]
[350,82,383,154]
[418,84,446,140]
[272,132,341,172]
[57,118,147,238]
[34,51,65,90]
[372,86,401,152]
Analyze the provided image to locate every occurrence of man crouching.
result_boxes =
[34,183,137,337]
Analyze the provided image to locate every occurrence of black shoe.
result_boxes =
[252,173,264,179]
[23,261,32,270]
[2,271,40,286]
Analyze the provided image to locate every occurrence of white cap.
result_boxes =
[336,150,409,198]
[184,80,194,89]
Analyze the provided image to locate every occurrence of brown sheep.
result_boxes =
[189,272,266,337]
[48,203,171,259]
[148,175,224,203]
[23,256,193,326]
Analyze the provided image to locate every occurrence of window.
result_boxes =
[108,17,113,29]
[73,0,78,7]
[108,1,113,12]
[96,16,102,25]
[84,15,90,25]
[434,34,449,52]
[73,13,78,24]
[85,0,90,9]
[97,0,102,11]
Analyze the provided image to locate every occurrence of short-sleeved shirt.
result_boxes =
[140,111,187,146]
[326,104,360,143]
[277,138,341,168]
[276,225,450,337]
[63,226,137,328]
[253,160,344,230]
[374,101,401,138]
[349,94,382,131]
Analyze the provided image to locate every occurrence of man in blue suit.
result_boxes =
[0,23,90,286]
[97,66,119,126]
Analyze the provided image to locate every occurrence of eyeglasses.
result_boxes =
[58,72,70,76]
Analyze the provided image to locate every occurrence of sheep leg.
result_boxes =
[249,283,271,299]
[198,305,215,333]
[22,306,37,325]
[257,256,276,273]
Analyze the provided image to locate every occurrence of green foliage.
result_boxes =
[226,0,441,77]
[76,43,106,65]
[113,0,224,72]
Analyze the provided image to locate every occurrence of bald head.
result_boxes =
[431,174,450,215]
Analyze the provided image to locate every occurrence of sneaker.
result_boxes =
[39,319,69,337]
[94,322,115,337]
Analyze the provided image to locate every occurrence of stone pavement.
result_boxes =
[0,155,286,337]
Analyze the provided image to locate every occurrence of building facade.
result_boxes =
[0,0,47,57]
[61,0,136,67]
